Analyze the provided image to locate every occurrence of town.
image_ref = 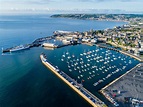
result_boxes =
[41,19,143,58]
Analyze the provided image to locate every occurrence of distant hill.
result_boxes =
[51,14,143,21]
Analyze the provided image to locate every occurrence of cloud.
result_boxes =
[0,0,143,14]
[27,0,54,4]
[72,0,142,2]
[0,0,52,4]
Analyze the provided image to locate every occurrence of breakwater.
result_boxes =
[1,34,79,53]
[1,35,55,53]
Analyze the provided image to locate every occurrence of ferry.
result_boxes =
[10,45,30,52]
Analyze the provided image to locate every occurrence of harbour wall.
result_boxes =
[100,63,140,91]
[99,63,140,105]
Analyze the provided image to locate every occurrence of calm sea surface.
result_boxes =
[0,15,139,107]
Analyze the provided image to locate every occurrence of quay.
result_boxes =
[100,63,141,106]
[101,63,143,107]
[97,43,143,106]
[40,53,107,107]
[100,63,140,91]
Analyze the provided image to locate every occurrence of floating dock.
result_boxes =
[40,53,107,107]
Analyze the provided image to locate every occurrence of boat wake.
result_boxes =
[1,53,14,56]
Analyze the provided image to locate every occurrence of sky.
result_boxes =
[0,0,143,14]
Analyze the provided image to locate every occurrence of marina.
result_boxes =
[40,53,107,107]
[45,44,139,106]
[59,45,138,89]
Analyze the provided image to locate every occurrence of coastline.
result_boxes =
[51,16,129,23]
[0,14,142,107]
[1,14,142,106]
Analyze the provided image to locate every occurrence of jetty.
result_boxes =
[40,53,107,107]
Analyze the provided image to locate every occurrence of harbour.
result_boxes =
[47,44,139,106]
[1,39,140,106]
[0,15,139,107]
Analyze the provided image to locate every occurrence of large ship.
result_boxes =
[42,43,58,48]
[9,45,30,52]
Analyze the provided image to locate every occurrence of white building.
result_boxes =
[62,39,71,45]
[42,43,58,48]
[91,38,97,43]
[82,38,90,42]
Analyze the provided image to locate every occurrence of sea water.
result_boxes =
[0,15,138,107]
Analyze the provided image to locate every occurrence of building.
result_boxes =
[138,33,143,55]
[54,30,72,35]
[91,38,97,44]
[62,39,71,45]
[82,38,90,43]
[42,43,58,48]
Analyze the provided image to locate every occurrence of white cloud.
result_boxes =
[0,0,143,14]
